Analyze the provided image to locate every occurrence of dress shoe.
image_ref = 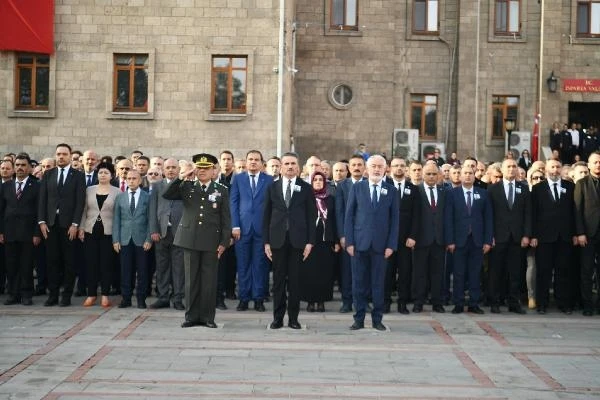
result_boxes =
[216,299,227,310]
[59,297,71,307]
[149,300,170,309]
[509,305,526,314]
[372,322,387,331]
[490,305,501,314]
[432,305,446,313]
[559,306,572,315]
[288,321,301,330]
[4,297,20,305]
[254,300,265,312]
[83,297,97,307]
[451,306,464,314]
[412,304,423,313]
[537,306,546,315]
[21,298,33,306]
[468,306,485,314]
[397,303,409,314]
[583,309,594,317]
[349,321,364,330]
[173,302,185,311]
[236,301,249,311]
[339,303,352,313]
[316,302,325,312]
[528,297,537,309]
[44,296,58,306]
[205,321,218,328]
[306,303,315,312]
[137,299,147,309]
[101,296,111,308]
[269,320,283,329]
[181,320,201,328]
[118,299,132,308]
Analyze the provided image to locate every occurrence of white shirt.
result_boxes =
[249,171,261,188]
[128,188,141,209]
[503,178,516,201]
[56,165,71,184]
[369,180,382,202]
[424,184,437,206]
[547,178,561,201]
[282,176,296,201]
[15,176,29,191]
[462,186,474,206]
[570,129,580,147]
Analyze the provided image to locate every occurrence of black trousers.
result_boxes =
[271,235,302,323]
[46,225,76,298]
[412,243,445,306]
[384,245,412,304]
[84,233,113,296]
[580,234,600,310]
[535,241,572,308]
[5,240,34,299]
[489,241,522,307]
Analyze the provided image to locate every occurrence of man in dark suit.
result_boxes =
[463,157,488,189]
[163,154,231,328]
[37,143,86,307]
[574,151,600,316]
[445,165,493,314]
[335,155,365,313]
[410,163,446,313]
[384,157,418,314]
[345,155,399,331]
[216,150,237,302]
[149,158,185,310]
[531,159,576,314]
[263,152,317,329]
[82,150,99,187]
[0,154,41,305]
[487,158,531,314]
[231,150,273,312]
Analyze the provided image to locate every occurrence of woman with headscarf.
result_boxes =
[300,171,339,312]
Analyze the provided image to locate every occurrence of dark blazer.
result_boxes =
[531,179,575,243]
[149,179,183,237]
[230,171,273,236]
[517,157,532,171]
[0,178,41,241]
[574,175,600,238]
[37,166,86,228]
[344,180,399,252]
[335,177,363,240]
[444,186,493,247]
[385,177,420,243]
[488,180,532,243]
[549,130,562,152]
[317,195,337,243]
[413,183,446,247]
[82,170,99,187]
[262,177,317,249]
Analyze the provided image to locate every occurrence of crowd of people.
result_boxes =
[1,130,600,330]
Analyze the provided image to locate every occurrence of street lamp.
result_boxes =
[546,71,558,93]
[505,118,516,156]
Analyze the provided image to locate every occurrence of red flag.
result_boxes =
[0,0,54,54]
[532,111,540,161]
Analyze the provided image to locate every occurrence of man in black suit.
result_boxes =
[384,157,419,314]
[574,151,600,316]
[0,155,41,305]
[82,150,99,187]
[216,150,237,304]
[463,157,488,189]
[263,152,317,329]
[487,158,531,314]
[410,163,446,313]
[530,159,576,314]
[37,143,86,307]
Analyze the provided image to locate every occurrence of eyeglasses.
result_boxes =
[531,176,544,181]
[118,167,131,170]
[148,172,160,176]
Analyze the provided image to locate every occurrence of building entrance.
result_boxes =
[568,102,600,129]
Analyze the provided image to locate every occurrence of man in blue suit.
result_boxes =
[112,170,152,309]
[345,155,399,331]
[445,165,493,314]
[230,150,273,312]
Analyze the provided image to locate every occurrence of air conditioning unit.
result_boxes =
[392,129,419,160]
[420,142,446,161]
[508,131,531,160]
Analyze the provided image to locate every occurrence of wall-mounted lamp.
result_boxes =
[546,71,558,93]
[505,118,516,155]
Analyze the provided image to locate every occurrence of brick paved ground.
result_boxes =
[1,294,600,399]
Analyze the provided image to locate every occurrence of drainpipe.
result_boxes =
[276,0,285,156]
[538,0,545,160]
[474,0,481,159]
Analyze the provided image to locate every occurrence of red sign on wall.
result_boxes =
[563,79,600,93]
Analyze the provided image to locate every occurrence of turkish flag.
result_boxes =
[0,0,54,54]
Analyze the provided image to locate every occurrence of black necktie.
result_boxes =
[16,181,23,200]
[466,191,472,215]
[508,182,514,209]
[371,184,378,206]
[58,168,65,191]
[553,182,560,202]
[429,186,436,209]
[250,174,256,195]
[201,184,207,192]
[284,180,292,207]
[130,191,136,214]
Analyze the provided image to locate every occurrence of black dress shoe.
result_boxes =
[349,321,364,330]
[254,300,265,312]
[288,321,301,329]
[468,306,485,314]
[44,296,58,306]
[490,305,501,314]
[509,305,526,314]
[59,297,71,307]
[181,320,201,328]
[118,299,132,308]
[205,321,217,328]
[412,304,423,313]
[137,299,147,309]
[173,302,185,311]
[432,305,446,313]
[236,301,249,311]
[339,304,352,313]
[372,322,387,331]
[149,300,170,309]
[451,305,464,314]
[583,309,594,316]
[216,299,227,310]
[316,302,325,312]
[270,320,283,329]
[397,303,409,314]
[306,302,315,312]
[21,298,33,306]
[4,297,20,305]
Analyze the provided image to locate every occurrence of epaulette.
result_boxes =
[214,181,227,189]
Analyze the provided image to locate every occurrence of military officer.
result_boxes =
[163,153,231,328]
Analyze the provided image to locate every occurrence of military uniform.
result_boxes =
[162,155,231,327]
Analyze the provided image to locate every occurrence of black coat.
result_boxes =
[0,178,41,242]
